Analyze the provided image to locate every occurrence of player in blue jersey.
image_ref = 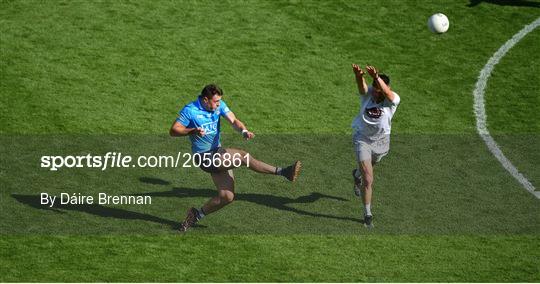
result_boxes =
[170,84,301,232]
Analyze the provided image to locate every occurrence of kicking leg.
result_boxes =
[220,148,276,174]
[218,148,301,181]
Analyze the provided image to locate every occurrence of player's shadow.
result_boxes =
[136,177,362,223]
[468,0,540,7]
[139,176,171,185]
[11,194,187,230]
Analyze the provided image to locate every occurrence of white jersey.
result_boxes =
[351,86,400,141]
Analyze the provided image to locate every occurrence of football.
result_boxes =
[428,13,449,33]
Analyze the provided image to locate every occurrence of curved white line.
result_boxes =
[473,17,540,199]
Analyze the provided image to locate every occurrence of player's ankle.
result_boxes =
[364,203,372,216]
[197,207,206,219]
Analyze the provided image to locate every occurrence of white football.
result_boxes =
[427,13,449,34]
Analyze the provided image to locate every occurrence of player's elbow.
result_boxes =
[385,92,395,102]
[170,122,187,137]
[169,126,180,137]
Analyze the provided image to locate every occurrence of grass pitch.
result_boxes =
[1,0,540,282]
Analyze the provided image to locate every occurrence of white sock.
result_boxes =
[364,204,372,216]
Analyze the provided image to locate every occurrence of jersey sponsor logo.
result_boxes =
[200,121,218,135]
[365,107,383,119]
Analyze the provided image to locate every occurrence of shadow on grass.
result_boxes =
[11,194,186,230]
[139,177,171,185]
[10,174,360,232]
[467,0,540,7]
[137,177,362,223]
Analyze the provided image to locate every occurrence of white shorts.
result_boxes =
[353,133,390,163]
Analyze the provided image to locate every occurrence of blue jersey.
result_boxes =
[176,98,231,153]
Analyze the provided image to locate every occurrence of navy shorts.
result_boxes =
[193,147,223,173]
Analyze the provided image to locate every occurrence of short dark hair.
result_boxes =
[199,84,223,99]
[378,74,390,85]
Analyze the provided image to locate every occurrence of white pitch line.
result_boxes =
[473,17,540,199]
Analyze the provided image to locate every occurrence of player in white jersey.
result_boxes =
[351,64,400,228]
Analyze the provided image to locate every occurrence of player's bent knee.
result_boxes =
[219,191,235,204]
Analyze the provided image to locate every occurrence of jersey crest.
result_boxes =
[365,107,383,119]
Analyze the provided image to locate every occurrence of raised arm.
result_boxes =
[352,64,368,95]
[366,65,395,102]
[224,112,254,140]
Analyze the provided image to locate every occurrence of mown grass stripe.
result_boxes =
[1,235,539,282]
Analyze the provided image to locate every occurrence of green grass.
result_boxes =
[2,235,539,282]
[2,0,540,282]
[2,0,539,135]
[486,27,540,135]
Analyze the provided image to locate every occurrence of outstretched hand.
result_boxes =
[366,65,379,79]
[352,64,364,76]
